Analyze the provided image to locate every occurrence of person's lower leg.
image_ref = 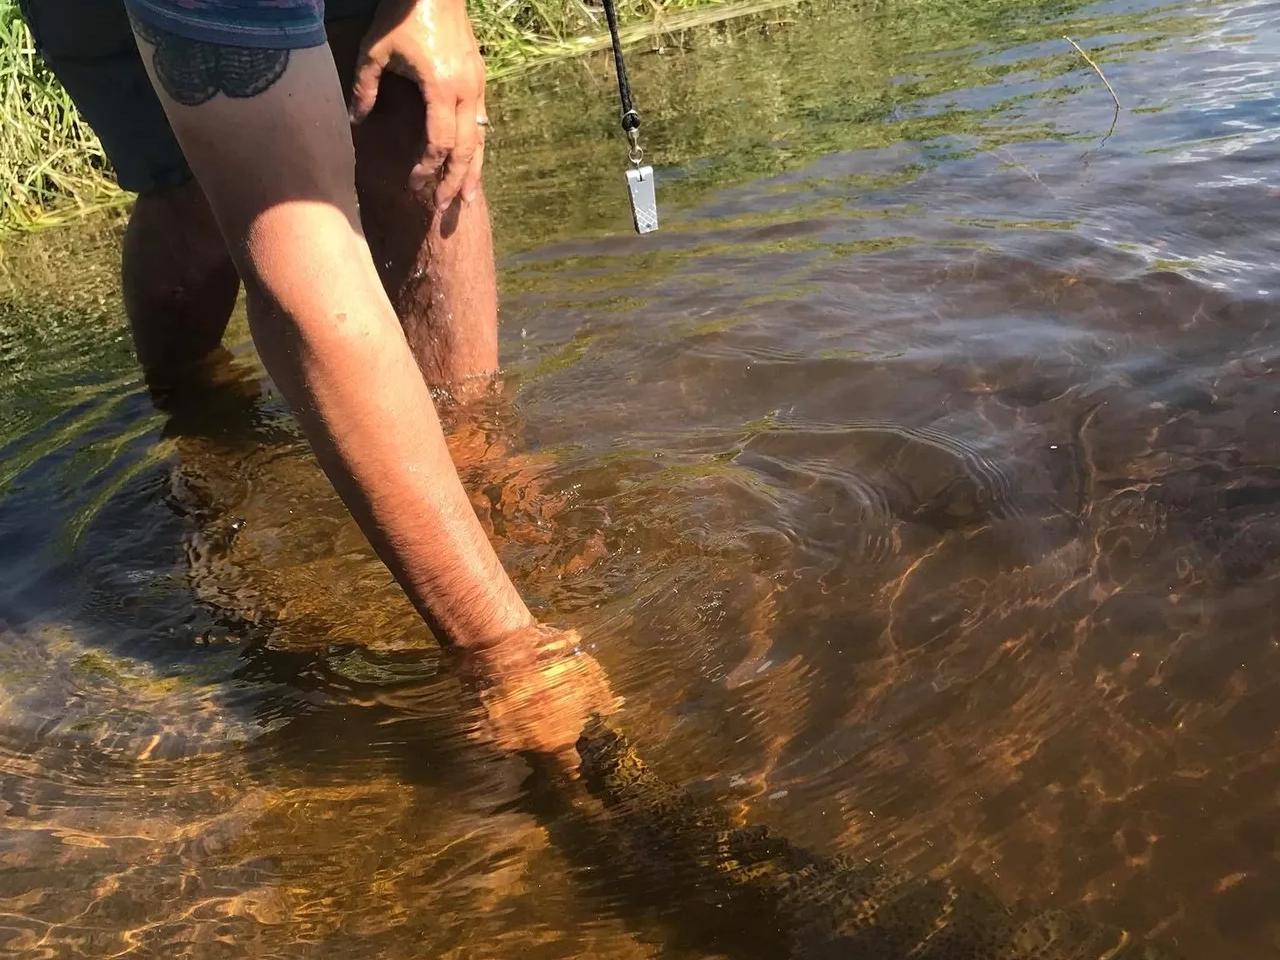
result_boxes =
[357,108,499,391]
[374,176,500,393]
[327,19,499,393]
[121,178,241,388]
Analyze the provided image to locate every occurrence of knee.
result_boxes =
[124,179,240,316]
[126,179,227,268]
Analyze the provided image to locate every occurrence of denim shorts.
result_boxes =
[19,0,378,193]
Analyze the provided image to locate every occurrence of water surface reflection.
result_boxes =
[4,0,1280,955]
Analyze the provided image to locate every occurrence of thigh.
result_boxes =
[19,0,193,194]
[324,6,423,169]
[324,11,433,275]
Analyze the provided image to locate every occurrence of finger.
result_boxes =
[411,87,456,196]
[462,91,487,203]
[537,626,581,658]
[548,743,583,780]
[348,50,385,124]
[461,140,484,205]
[436,96,479,209]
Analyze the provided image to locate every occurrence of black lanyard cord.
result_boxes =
[597,0,657,234]
[599,0,642,159]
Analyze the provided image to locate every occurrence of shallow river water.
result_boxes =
[4,0,1280,955]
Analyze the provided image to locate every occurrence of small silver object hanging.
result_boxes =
[625,166,658,234]
[624,127,658,234]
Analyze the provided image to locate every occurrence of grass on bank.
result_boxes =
[0,2,125,230]
[0,0,743,233]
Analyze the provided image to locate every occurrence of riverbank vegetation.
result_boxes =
[1,0,1194,240]
[0,3,122,231]
[0,0,746,232]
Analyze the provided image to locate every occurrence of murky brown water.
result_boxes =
[5,0,1280,955]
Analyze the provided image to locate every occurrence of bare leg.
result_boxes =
[116,19,493,395]
[327,17,499,394]
[122,179,241,388]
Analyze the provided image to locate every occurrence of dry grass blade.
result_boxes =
[1064,33,1121,142]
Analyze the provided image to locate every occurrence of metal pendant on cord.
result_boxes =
[600,0,658,234]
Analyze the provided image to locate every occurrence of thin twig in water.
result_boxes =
[985,145,1060,197]
[1064,35,1120,144]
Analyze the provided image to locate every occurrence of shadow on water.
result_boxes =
[6,0,1280,955]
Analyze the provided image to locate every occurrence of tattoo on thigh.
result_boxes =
[128,13,290,107]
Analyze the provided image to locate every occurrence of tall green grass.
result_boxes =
[0,1,124,230]
[0,0,740,233]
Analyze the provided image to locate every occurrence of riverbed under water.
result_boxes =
[3,0,1280,955]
